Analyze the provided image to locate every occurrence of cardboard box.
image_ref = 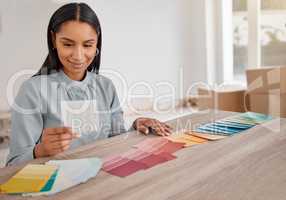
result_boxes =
[246,66,286,94]
[248,93,286,118]
[246,66,286,117]
[197,85,247,112]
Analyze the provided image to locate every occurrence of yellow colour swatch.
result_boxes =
[167,136,199,147]
[186,131,227,141]
[166,132,208,147]
[180,134,208,143]
[0,164,58,194]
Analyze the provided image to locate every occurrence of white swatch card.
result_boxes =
[61,100,98,136]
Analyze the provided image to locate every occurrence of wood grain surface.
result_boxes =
[1,110,286,200]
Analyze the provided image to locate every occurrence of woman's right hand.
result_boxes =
[34,127,80,158]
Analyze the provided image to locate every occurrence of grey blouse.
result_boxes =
[7,70,128,165]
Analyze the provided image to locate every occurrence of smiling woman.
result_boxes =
[37,2,102,76]
[53,21,98,81]
[7,3,171,166]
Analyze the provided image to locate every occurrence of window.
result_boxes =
[233,0,248,81]
[261,0,286,67]
[232,0,286,82]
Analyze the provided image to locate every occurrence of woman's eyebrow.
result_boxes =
[84,39,96,43]
[59,37,75,42]
[59,37,96,43]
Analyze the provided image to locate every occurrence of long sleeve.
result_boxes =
[6,80,43,166]
[109,83,128,137]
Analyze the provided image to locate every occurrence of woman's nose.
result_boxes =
[72,46,84,60]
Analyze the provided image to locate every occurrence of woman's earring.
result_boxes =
[96,48,99,56]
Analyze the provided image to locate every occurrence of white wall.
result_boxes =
[88,0,185,108]
[0,0,59,110]
[180,0,209,96]
[0,0,210,111]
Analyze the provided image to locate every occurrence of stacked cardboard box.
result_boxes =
[197,85,247,112]
[246,66,286,117]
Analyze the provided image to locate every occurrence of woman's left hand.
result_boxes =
[133,117,172,136]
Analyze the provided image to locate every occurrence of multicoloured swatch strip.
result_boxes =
[102,138,183,177]
[103,112,273,177]
[0,158,102,196]
[195,112,273,135]
[0,164,58,194]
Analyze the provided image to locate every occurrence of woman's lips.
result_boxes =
[68,60,84,68]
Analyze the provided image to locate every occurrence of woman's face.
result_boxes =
[53,20,98,80]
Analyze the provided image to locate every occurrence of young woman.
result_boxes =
[7,3,171,166]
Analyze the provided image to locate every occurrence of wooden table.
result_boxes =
[1,110,286,200]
